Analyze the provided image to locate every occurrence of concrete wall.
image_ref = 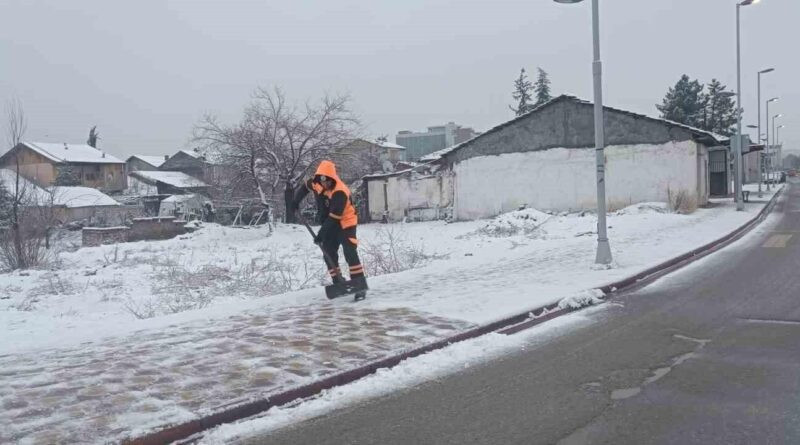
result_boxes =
[81,216,186,247]
[453,140,706,220]
[367,172,454,222]
[128,217,187,242]
[445,99,700,165]
[82,227,129,247]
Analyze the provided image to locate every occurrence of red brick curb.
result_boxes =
[124,188,783,445]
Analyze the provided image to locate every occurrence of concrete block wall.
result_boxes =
[82,227,130,247]
[128,217,187,242]
[81,217,187,247]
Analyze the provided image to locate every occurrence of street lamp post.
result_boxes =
[777,124,785,145]
[757,68,774,196]
[773,113,782,174]
[734,0,761,210]
[765,97,779,189]
[554,0,612,264]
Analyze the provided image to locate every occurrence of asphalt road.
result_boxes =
[244,181,800,445]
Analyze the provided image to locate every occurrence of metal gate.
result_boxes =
[709,150,728,196]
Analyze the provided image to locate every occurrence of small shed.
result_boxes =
[128,170,209,196]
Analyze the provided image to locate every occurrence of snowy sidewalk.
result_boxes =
[0,305,471,444]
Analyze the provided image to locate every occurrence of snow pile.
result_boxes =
[558,289,606,310]
[614,202,670,216]
[472,207,552,237]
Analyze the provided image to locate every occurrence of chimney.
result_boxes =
[102,152,106,158]
[164,155,169,161]
[63,143,68,150]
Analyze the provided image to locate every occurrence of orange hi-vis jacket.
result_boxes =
[307,160,358,229]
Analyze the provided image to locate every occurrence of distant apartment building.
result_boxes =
[396,122,479,161]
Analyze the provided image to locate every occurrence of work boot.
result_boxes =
[349,274,368,291]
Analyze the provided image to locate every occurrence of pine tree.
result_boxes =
[87,126,100,148]
[509,68,533,116]
[657,74,705,128]
[55,164,81,187]
[701,79,737,136]
[534,68,552,106]
[0,180,13,224]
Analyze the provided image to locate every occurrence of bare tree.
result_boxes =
[0,99,50,269]
[193,87,360,223]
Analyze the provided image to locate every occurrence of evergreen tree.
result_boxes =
[87,126,100,148]
[509,68,533,116]
[0,180,13,224]
[656,74,705,128]
[55,164,81,187]
[701,79,737,136]
[534,67,552,106]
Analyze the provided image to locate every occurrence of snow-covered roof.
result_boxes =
[426,95,729,162]
[128,155,167,168]
[0,169,118,208]
[0,169,49,202]
[161,193,210,204]
[17,141,124,164]
[178,149,202,159]
[129,170,208,188]
[376,140,406,150]
[51,186,119,208]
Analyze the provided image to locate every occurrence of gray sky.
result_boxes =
[1,0,796,159]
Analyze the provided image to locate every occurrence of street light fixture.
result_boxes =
[732,0,761,209]
[765,97,779,188]
[553,0,612,264]
[757,67,775,196]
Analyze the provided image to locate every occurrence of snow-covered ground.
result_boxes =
[0,185,781,443]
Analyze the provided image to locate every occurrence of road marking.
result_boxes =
[741,317,800,326]
[762,234,792,248]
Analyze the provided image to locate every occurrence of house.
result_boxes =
[334,139,408,182]
[0,142,126,192]
[0,168,124,224]
[127,170,209,196]
[365,95,729,222]
[126,155,169,173]
[160,150,208,179]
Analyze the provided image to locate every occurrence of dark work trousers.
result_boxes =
[321,225,364,280]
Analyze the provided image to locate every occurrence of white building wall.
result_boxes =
[367,174,454,221]
[454,140,703,220]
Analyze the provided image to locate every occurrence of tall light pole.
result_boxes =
[765,97,779,189]
[777,124,785,145]
[554,0,612,264]
[734,0,761,210]
[757,67,774,196]
[773,113,782,173]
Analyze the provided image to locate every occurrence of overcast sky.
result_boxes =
[1,0,796,159]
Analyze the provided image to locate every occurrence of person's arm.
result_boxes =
[316,190,347,240]
[292,179,314,214]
